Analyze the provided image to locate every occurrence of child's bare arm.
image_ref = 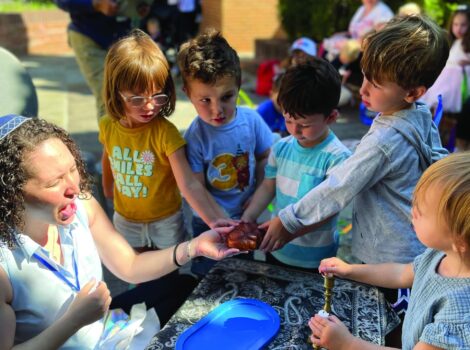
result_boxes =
[255,148,270,188]
[169,148,229,227]
[101,149,114,199]
[192,171,236,227]
[241,178,276,222]
[320,257,414,289]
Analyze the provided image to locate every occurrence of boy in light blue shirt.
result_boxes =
[242,59,351,270]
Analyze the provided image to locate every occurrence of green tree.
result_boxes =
[423,0,470,27]
[278,0,407,41]
[277,0,470,41]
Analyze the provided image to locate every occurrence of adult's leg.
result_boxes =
[67,29,106,120]
[456,98,470,151]
[110,271,198,326]
[189,216,216,278]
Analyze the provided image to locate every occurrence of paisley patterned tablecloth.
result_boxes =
[146,258,400,349]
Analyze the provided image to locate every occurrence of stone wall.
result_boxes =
[0,10,71,55]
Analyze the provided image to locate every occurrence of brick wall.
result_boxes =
[0,3,287,57]
[0,10,71,55]
[201,0,287,55]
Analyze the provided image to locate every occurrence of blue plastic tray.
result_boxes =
[176,298,280,350]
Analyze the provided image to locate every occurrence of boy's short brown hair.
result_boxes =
[277,58,341,118]
[361,15,449,90]
[177,29,241,88]
[103,29,176,121]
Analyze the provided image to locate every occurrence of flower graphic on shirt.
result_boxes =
[140,150,155,164]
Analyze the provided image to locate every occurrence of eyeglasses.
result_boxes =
[119,92,169,108]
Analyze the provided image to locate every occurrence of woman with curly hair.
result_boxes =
[0,115,239,348]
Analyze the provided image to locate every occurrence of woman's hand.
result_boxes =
[194,226,241,260]
[63,279,112,328]
[319,257,352,278]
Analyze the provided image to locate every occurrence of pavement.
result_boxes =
[19,52,369,294]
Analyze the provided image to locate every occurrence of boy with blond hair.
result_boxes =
[263,15,449,267]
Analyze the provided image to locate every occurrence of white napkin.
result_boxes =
[97,302,160,350]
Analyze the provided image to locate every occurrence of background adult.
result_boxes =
[323,0,393,62]
[348,0,394,42]
[55,0,134,119]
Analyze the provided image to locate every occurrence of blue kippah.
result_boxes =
[0,114,30,140]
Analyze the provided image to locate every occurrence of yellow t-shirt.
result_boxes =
[99,116,186,222]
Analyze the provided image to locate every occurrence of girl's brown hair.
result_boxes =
[103,29,176,121]
[448,5,470,53]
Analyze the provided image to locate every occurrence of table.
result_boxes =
[146,258,400,349]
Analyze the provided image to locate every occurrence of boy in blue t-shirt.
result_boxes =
[242,59,351,270]
[177,29,273,277]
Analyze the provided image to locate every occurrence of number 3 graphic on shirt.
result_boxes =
[210,154,237,190]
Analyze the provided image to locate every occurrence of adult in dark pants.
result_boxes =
[456,97,470,151]
[55,0,131,119]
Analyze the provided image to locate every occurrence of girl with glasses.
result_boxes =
[100,29,234,263]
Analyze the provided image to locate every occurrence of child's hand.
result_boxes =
[258,216,293,252]
[195,226,241,259]
[319,257,352,278]
[209,218,239,229]
[64,279,112,328]
[309,314,354,349]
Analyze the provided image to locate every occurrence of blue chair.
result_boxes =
[359,102,377,126]
[433,94,455,152]
[433,94,443,126]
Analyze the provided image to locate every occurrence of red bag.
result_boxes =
[255,59,280,96]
